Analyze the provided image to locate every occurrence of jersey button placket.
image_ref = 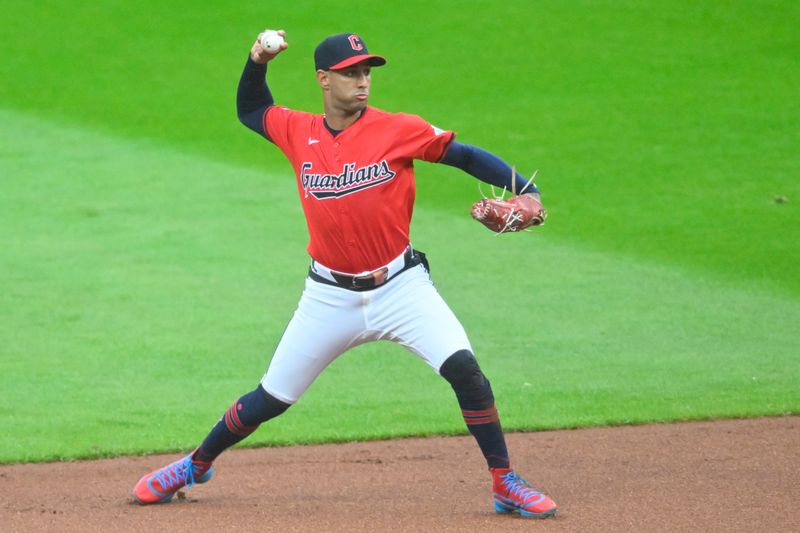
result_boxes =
[336,138,345,213]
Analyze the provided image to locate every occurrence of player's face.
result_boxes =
[325,63,372,113]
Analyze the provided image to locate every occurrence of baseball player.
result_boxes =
[133,30,556,519]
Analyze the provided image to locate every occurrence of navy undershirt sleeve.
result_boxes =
[237,56,274,140]
[440,142,540,195]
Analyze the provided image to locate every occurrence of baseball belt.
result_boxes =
[308,247,427,291]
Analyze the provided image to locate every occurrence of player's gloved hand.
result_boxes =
[251,29,288,64]
[471,193,547,233]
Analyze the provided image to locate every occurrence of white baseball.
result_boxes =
[260,30,284,53]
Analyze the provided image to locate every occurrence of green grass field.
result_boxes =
[2,0,798,463]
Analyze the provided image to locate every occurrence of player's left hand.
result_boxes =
[471,193,547,233]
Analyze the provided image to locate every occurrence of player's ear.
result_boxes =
[316,69,329,90]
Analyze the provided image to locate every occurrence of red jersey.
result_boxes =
[264,105,455,273]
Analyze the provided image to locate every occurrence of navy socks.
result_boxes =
[192,386,290,465]
[440,351,510,469]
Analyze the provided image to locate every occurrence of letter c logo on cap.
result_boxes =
[348,34,364,51]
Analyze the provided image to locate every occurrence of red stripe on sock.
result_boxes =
[224,409,238,434]
[229,403,246,429]
[464,413,500,425]
[225,402,257,437]
[462,405,499,425]
[462,405,498,417]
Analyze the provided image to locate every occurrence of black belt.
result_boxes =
[308,248,428,292]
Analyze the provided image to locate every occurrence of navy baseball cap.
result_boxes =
[314,33,387,71]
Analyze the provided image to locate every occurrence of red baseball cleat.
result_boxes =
[491,468,557,518]
[132,454,213,505]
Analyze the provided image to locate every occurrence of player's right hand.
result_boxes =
[250,29,288,64]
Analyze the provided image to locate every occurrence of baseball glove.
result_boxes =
[471,194,547,233]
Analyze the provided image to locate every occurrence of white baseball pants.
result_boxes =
[260,263,472,404]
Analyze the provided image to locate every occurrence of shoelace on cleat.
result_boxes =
[501,472,542,502]
[153,458,196,492]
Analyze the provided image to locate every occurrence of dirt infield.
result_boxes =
[2,416,797,532]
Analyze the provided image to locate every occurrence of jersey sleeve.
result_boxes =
[263,106,310,157]
[394,113,456,163]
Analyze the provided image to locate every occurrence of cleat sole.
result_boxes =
[494,498,557,519]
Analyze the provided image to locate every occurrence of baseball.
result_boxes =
[260,30,284,53]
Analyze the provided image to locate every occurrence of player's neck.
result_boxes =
[323,107,365,131]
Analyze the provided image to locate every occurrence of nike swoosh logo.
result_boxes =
[308,138,320,145]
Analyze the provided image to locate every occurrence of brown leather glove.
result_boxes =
[471,194,547,233]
